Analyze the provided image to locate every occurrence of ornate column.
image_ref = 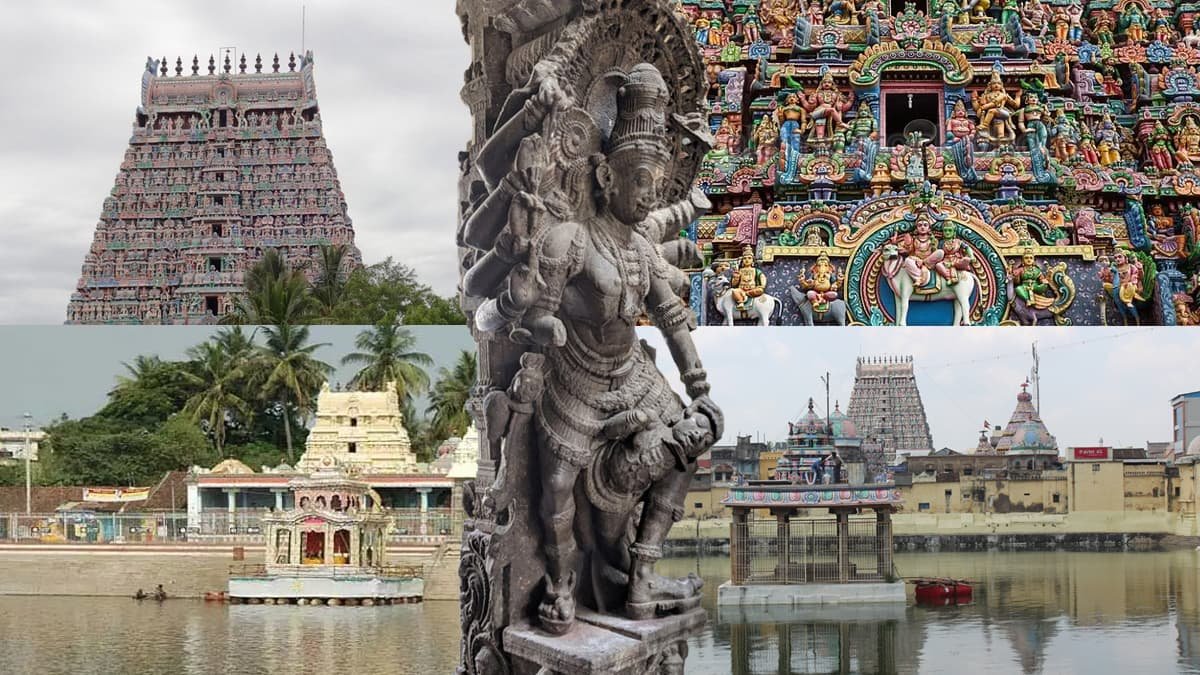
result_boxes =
[273,490,284,511]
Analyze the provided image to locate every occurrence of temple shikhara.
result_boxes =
[67,51,360,324]
[684,0,1200,325]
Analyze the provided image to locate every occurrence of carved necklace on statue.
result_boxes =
[591,219,647,320]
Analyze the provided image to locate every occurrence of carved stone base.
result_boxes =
[503,607,706,675]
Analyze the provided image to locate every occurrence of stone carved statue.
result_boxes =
[455,3,721,672]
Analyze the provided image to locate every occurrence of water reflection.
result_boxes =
[0,551,1197,674]
[659,550,1200,675]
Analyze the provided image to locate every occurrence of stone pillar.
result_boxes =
[875,508,893,579]
[273,490,284,511]
[324,526,333,565]
[837,509,849,584]
[185,482,201,532]
[774,508,791,583]
[417,488,430,535]
[225,489,237,514]
[731,508,749,585]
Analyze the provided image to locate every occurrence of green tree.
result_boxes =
[41,415,215,486]
[427,350,477,442]
[101,358,201,428]
[330,258,465,325]
[226,249,320,325]
[402,399,436,464]
[181,338,253,457]
[310,243,351,320]
[252,323,332,462]
[341,314,433,405]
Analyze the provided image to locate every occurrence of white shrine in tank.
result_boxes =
[227,466,423,605]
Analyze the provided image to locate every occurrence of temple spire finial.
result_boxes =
[272,53,280,73]
[160,57,167,77]
[191,55,199,76]
[239,53,247,74]
[208,54,216,75]
[175,56,182,76]
[255,53,263,73]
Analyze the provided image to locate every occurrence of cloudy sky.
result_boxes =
[0,325,1192,452]
[643,326,1196,451]
[0,1,470,323]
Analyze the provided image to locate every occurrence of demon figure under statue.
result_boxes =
[455,2,721,673]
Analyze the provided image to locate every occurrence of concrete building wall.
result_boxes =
[1123,465,1169,512]
[1069,462,1126,511]
[685,486,729,519]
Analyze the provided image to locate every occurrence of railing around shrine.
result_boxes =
[730,516,895,586]
[0,509,461,545]
[228,563,424,579]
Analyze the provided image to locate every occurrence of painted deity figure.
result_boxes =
[1096,113,1123,166]
[939,221,974,283]
[1152,7,1176,43]
[1100,59,1124,98]
[730,246,767,311]
[800,251,840,304]
[1053,6,1072,42]
[1016,92,1050,157]
[897,212,955,284]
[802,71,852,143]
[848,101,877,144]
[1079,131,1101,164]
[1009,248,1054,306]
[1147,121,1176,172]
[1120,4,1148,44]
[1049,110,1079,161]
[1068,4,1084,41]
[1174,116,1200,166]
[474,64,723,635]
[1092,11,1115,46]
[804,226,827,246]
[741,6,763,43]
[1112,249,1146,307]
[826,0,860,25]
[972,72,1020,145]
[776,93,808,181]
[753,113,781,165]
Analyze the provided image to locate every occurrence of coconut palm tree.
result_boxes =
[226,250,319,325]
[340,313,433,405]
[252,323,332,462]
[427,350,477,442]
[310,243,350,319]
[112,355,166,395]
[181,339,252,457]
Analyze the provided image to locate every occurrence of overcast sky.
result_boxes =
[0,1,471,323]
[643,326,1197,452]
[0,325,1192,451]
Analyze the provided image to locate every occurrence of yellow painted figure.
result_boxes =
[730,246,767,311]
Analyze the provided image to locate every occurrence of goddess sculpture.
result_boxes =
[469,63,722,636]
[777,93,808,181]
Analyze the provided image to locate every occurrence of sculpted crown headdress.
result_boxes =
[608,63,672,163]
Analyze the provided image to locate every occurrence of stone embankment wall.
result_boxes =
[664,511,1200,553]
[0,552,232,598]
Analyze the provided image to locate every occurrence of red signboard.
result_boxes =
[1072,446,1110,460]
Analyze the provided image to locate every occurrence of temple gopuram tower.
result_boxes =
[66,51,360,324]
[846,355,934,464]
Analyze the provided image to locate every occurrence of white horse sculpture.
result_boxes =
[707,273,780,326]
[880,243,976,326]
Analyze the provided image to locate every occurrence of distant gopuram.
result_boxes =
[66,51,360,324]
[846,355,935,464]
